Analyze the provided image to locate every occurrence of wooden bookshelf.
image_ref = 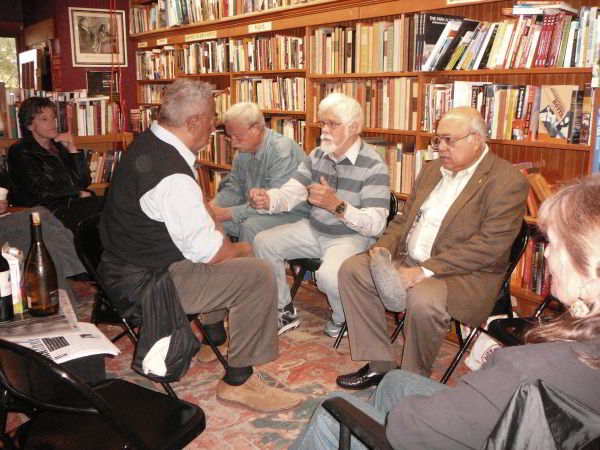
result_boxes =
[197,160,232,170]
[129,0,599,310]
[0,133,133,154]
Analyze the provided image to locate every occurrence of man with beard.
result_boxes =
[252,93,389,337]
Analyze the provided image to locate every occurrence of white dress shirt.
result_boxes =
[139,122,224,263]
[407,146,488,276]
[264,138,388,237]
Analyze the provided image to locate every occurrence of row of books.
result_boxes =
[511,235,551,296]
[414,3,598,71]
[197,167,228,200]
[310,17,411,75]
[229,35,304,72]
[312,78,418,131]
[136,47,176,80]
[234,77,305,111]
[268,117,305,148]
[85,150,123,185]
[423,81,595,145]
[140,84,168,104]
[198,129,233,166]
[130,0,314,34]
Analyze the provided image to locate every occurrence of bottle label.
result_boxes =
[0,271,11,297]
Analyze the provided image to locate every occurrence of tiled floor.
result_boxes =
[6,278,473,449]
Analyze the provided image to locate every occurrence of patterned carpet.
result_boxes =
[7,277,471,449]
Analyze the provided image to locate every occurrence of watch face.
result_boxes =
[336,202,345,214]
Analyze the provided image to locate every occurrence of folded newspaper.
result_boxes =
[0,289,119,363]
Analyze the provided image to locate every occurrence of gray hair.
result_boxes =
[444,107,487,139]
[466,113,487,138]
[223,102,265,128]
[159,79,213,127]
[318,93,363,133]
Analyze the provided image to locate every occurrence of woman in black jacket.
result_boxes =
[8,97,103,230]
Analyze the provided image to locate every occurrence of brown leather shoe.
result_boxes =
[216,374,303,412]
[194,342,228,363]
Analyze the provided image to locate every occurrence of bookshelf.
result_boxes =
[129,0,599,312]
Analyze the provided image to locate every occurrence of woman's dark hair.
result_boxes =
[18,97,55,137]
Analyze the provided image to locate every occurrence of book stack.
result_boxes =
[234,77,305,111]
[136,46,176,80]
[181,39,230,74]
[198,129,232,166]
[129,2,167,34]
[310,17,411,74]
[86,150,124,184]
[419,3,599,71]
[215,89,231,121]
[512,235,551,297]
[423,81,594,145]
[268,117,305,148]
[134,105,160,132]
[229,35,304,72]
[140,84,168,104]
[313,78,418,131]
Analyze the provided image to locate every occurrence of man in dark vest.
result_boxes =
[99,79,303,412]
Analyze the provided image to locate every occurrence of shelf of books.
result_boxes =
[129,0,600,311]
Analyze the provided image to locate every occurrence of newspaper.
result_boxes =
[0,290,120,363]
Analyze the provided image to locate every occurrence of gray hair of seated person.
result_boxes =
[526,175,600,368]
[442,107,487,140]
[159,79,214,128]
[223,102,265,128]
[318,92,363,133]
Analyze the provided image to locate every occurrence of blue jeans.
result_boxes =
[292,370,446,450]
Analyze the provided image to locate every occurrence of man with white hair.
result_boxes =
[99,79,303,412]
[252,93,390,337]
[335,106,528,390]
[210,102,310,244]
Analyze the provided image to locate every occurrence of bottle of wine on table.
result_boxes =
[24,212,59,316]
[0,252,13,322]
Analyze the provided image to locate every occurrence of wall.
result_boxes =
[22,0,137,127]
[0,0,23,24]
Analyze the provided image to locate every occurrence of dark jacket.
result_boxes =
[8,135,91,210]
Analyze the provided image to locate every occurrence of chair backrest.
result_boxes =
[74,213,104,279]
[0,338,147,448]
[506,221,529,280]
[387,191,398,224]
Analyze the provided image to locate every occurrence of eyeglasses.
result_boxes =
[318,120,343,130]
[225,123,256,141]
[328,161,338,193]
[429,133,475,150]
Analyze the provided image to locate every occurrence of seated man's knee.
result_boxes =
[406,280,446,322]
[252,229,273,255]
[338,254,363,284]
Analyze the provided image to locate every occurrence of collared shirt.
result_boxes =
[264,138,389,237]
[139,122,223,263]
[407,146,489,274]
[215,127,309,223]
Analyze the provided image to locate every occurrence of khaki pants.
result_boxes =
[339,253,449,377]
[168,257,278,368]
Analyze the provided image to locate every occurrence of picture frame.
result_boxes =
[69,7,128,67]
[86,70,120,97]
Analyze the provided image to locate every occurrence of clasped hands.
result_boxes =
[368,247,425,289]
[249,177,340,213]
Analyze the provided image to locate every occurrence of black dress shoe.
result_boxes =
[336,364,386,390]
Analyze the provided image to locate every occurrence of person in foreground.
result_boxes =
[98,79,302,412]
[7,97,103,231]
[210,102,309,244]
[251,93,389,337]
[293,175,600,449]
[336,107,529,389]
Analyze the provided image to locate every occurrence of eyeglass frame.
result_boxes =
[224,122,257,141]
[318,120,343,130]
[429,132,476,150]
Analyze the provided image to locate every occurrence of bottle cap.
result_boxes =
[31,212,41,226]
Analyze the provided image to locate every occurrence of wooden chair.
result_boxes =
[322,378,600,450]
[288,191,399,310]
[74,215,228,398]
[0,338,205,450]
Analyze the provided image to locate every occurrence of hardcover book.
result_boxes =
[537,84,578,141]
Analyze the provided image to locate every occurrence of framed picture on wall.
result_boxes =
[69,7,128,67]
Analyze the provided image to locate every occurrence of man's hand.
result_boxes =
[54,133,77,153]
[307,177,341,212]
[397,266,425,289]
[212,205,233,222]
[0,200,8,215]
[249,188,270,210]
[234,241,252,258]
[79,190,91,198]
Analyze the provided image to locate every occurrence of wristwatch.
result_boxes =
[334,201,346,217]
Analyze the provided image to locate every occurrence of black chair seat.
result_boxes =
[15,379,205,450]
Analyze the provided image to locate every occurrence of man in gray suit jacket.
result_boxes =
[336,107,529,389]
